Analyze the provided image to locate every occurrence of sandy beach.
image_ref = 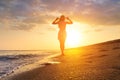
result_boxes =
[2,39,120,80]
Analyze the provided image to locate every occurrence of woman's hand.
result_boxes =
[52,17,59,24]
[66,17,73,24]
[56,17,59,20]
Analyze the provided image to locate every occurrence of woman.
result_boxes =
[52,15,73,55]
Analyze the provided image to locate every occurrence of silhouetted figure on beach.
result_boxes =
[52,15,73,55]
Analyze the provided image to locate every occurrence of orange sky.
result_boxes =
[0,0,120,50]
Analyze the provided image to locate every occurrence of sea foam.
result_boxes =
[0,50,59,79]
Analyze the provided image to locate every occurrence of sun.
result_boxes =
[66,22,83,48]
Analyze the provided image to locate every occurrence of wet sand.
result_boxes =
[2,40,120,80]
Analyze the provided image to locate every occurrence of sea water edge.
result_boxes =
[0,50,60,79]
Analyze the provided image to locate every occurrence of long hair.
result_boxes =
[59,15,65,21]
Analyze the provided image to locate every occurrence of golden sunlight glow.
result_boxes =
[66,22,83,48]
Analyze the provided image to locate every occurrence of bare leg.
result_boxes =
[60,43,64,55]
[60,40,65,55]
[58,31,66,55]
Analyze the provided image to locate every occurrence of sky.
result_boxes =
[0,0,120,50]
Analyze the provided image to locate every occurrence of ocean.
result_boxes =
[0,50,59,79]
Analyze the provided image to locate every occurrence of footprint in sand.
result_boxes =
[97,54,108,58]
[82,54,93,57]
[85,54,108,60]
[112,66,120,70]
[99,49,108,52]
[85,61,93,63]
[112,47,120,50]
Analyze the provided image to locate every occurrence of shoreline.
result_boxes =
[0,53,61,80]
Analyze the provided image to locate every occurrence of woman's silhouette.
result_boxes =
[52,15,73,55]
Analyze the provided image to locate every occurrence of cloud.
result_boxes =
[11,23,36,31]
[71,0,120,25]
[0,0,120,31]
[40,0,120,25]
[0,0,48,30]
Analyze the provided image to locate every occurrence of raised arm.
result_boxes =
[52,17,59,24]
[66,17,73,24]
